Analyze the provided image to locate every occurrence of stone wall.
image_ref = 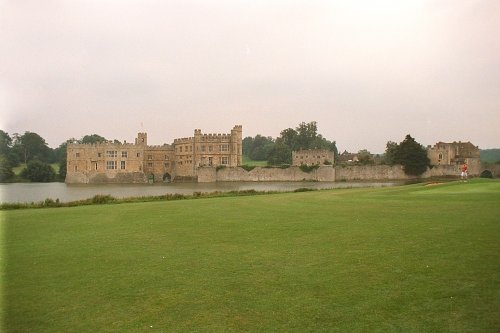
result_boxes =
[65,171,148,184]
[335,165,407,181]
[198,166,336,182]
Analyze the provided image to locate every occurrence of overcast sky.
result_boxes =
[1,0,499,153]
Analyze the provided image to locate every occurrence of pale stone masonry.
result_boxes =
[427,141,481,175]
[66,125,242,183]
[292,149,335,166]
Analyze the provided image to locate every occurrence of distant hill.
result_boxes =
[480,149,500,163]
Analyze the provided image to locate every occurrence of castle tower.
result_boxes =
[230,125,243,166]
[135,133,147,146]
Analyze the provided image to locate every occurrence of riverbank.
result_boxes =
[0,180,402,205]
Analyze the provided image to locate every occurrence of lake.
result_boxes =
[0,181,401,204]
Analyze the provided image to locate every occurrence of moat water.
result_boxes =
[0,181,402,204]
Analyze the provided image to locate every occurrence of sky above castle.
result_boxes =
[1,0,499,153]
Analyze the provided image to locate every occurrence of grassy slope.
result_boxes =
[242,155,268,167]
[12,163,60,175]
[2,180,499,332]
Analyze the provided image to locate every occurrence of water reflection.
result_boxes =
[0,181,402,204]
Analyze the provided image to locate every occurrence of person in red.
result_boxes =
[461,162,468,181]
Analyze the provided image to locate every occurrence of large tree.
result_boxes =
[13,131,52,164]
[389,135,430,176]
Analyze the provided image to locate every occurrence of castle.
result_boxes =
[427,141,481,174]
[66,125,242,183]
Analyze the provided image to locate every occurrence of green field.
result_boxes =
[12,163,60,176]
[242,155,268,167]
[2,180,499,332]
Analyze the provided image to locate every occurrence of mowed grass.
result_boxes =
[2,180,499,332]
[242,155,268,167]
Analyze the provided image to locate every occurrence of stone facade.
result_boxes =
[292,149,335,166]
[427,141,481,176]
[66,125,242,183]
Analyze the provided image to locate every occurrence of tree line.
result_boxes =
[243,121,339,165]
[0,130,109,182]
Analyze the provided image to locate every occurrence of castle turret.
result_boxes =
[230,125,243,166]
[135,133,147,146]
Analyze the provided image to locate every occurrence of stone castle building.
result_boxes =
[292,149,335,166]
[427,141,481,174]
[66,125,242,183]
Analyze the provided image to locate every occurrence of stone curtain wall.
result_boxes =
[198,166,336,182]
[65,171,148,184]
[199,164,491,183]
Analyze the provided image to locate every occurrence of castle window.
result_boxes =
[106,161,117,169]
[121,161,126,169]
[106,150,117,158]
[76,152,80,158]
[148,155,152,160]
[180,146,183,152]
[147,162,153,167]
[137,153,140,158]
[220,144,229,152]
[165,162,169,167]
[438,153,443,160]
[165,155,169,160]
[221,156,229,165]
[122,151,128,158]
[98,153,102,158]
[209,145,213,152]
[201,146,206,152]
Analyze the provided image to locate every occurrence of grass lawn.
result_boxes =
[2,179,499,332]
[242,155,268,167]
[12,163,59,175]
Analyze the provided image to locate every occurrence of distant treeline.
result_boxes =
[480,149,500,164]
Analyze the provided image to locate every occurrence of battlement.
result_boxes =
[67,142,139,148]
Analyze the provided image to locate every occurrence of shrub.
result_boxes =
[299,164,320,173]
[91,194,115,204]
[294,188,316,193]
[480,170,493,179]
[20,160,56,182]
[240,165,256,172]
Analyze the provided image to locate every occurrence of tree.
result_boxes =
[0,154,14,181]
[267,138,292,165]
[244,135,275,161]
[80,134,107,144]
[0,130,12,155]
[393,135,430,176]
[383,141,399,165]
[54,141,70,180]
[14,132,52,164]
[296,121,318,149]
[357,149,374,165]
[21,160,56,182]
